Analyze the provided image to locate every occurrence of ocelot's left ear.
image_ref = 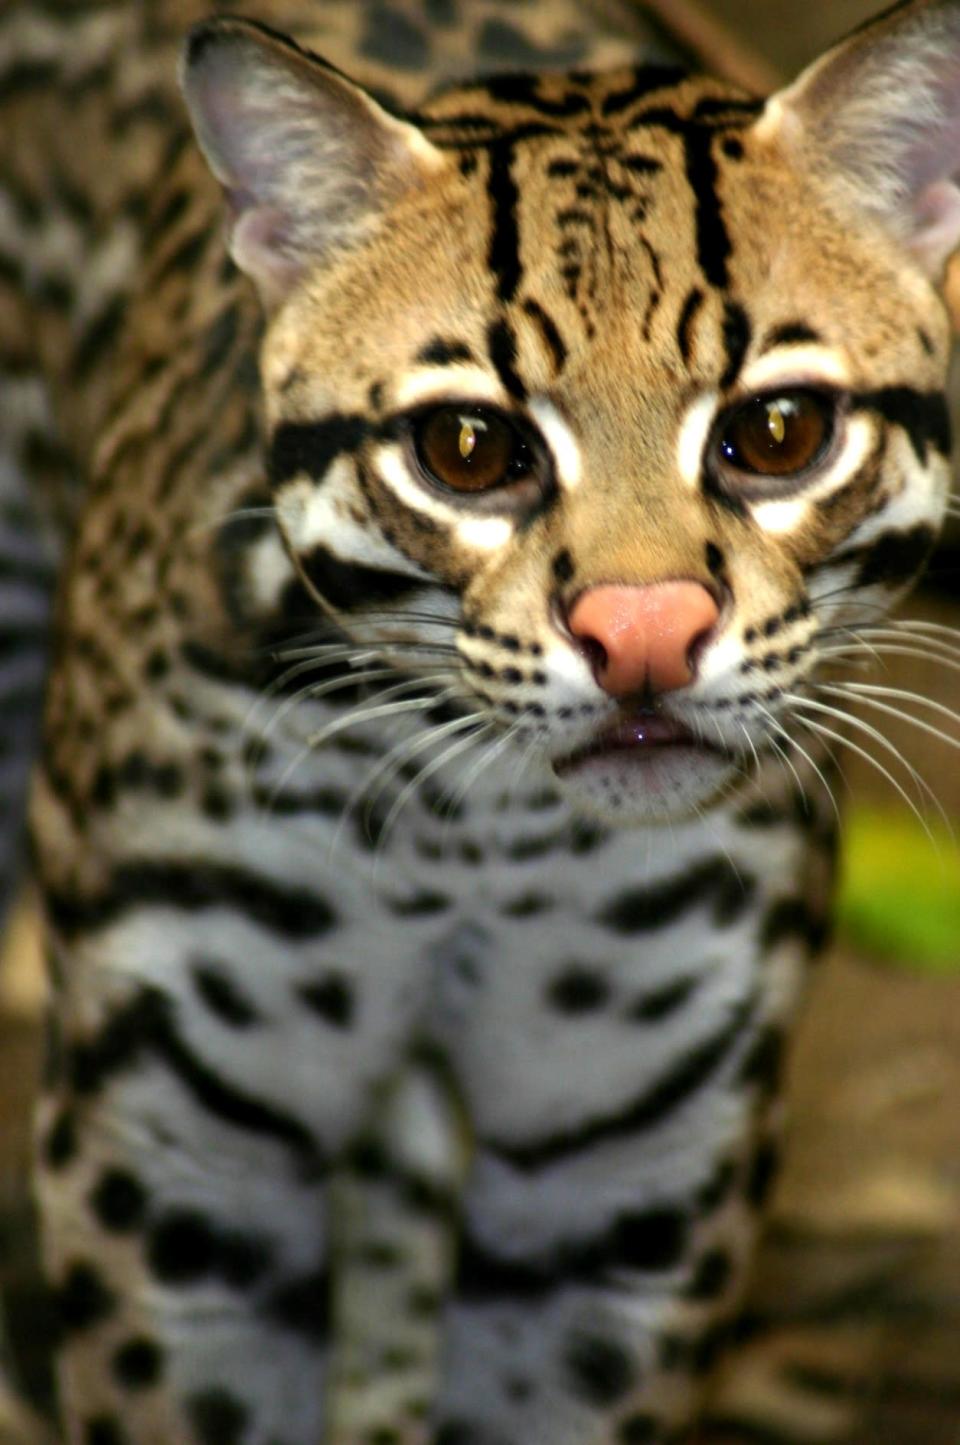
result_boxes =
[180,17,446,306]
[760,0,960,282]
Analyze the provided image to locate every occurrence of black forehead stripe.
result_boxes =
[487,136,523,304]
[601,64,689,116]
[852,387,951,462]
[268,415,369,487]
[522,298,568,375]
[416,338,476,366]
[684,124,731,289]
[676,287,704,366]
[763,321,822,351]
[479,72,590,119]
[418,116,558,150]
[634,107,731,288]
[621,153,663,176]
[693,95,764,121]
[487,318,527,400]
[719,301,751,390]
[299,544,424,611]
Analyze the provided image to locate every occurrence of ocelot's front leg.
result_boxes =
[31,774,433,1445]
[428,822,822,1445]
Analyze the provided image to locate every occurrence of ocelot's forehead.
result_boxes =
[269,65,945,412]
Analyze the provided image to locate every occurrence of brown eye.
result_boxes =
[717,391,834,479]
[414,407,533,493]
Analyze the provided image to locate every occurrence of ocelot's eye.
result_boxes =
[413,407,534,493]
[715,391,835,479]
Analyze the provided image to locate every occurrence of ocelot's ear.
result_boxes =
[180,17,445,305]
[760,0,960,280]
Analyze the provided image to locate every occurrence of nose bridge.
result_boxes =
[562,438,706,584]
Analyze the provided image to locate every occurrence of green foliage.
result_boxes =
[838,808,960,973]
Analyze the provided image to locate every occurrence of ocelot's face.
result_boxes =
[260,69,953,825]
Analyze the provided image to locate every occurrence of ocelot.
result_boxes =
[1,1,958,1442]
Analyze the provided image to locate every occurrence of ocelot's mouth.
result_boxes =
[552,710,727,777]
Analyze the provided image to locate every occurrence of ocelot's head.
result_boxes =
[183,2,960,824]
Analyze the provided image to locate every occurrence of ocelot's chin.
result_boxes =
[551,736,741,825]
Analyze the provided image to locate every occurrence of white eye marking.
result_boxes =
[741,345,850,393]
[393,367,503,410]
[749,495,810,535]
[677,391,719,487]
[749,414,874,532]
[277,458,430,573]
[528,398,582,489]
[376,445,513,550]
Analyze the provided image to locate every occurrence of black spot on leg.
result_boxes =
[191,960,261,1028]
[90,1169,147,1233]
[687,1248,733,1300]
[546,966,610,1014]
[434,1424,483,1445]
[264,1265,331,1341]
[297,974,355,1028]
[189,1389,250,1445]
[55,1262,116,1334]
[148,1209,271,1288]
[85,1417,128,1445]
[112,1336,164,1390]
[564,1331,636,1406]
[748,1139,780,1207]
[45,1109,78,1168]
[619,1415,659,1443]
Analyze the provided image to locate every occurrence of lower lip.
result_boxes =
[553,715,721,777]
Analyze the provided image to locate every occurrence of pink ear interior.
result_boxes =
[772,5,960,278]
[181,19,437,302]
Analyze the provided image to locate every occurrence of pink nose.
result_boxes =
[568,581,719,697]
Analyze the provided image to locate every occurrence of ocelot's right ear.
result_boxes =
[758,0,960,288]
[180,18,446,307]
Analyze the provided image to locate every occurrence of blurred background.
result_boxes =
[0,2,958,1442]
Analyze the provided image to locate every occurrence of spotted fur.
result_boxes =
[1,2,959,1443]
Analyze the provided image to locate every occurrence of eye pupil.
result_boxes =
[766,403,786,445]
[414,407,532,494]
[716,390,833,482]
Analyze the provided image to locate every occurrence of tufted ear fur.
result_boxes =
[180,17,444,305]
[761,0,960,280]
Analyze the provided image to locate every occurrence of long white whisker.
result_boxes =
[756,705,840,828]
[256,670,439,757]
[787,696,947,842]
[790,712,938,848]
[259,693,449,818]
[305,689,457,755]
[341,709,489,855]
[443,718,525,821]
[817,688,960,776]
[374,721,498,865]
[820,642,960,675]
[822,680,960,736]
